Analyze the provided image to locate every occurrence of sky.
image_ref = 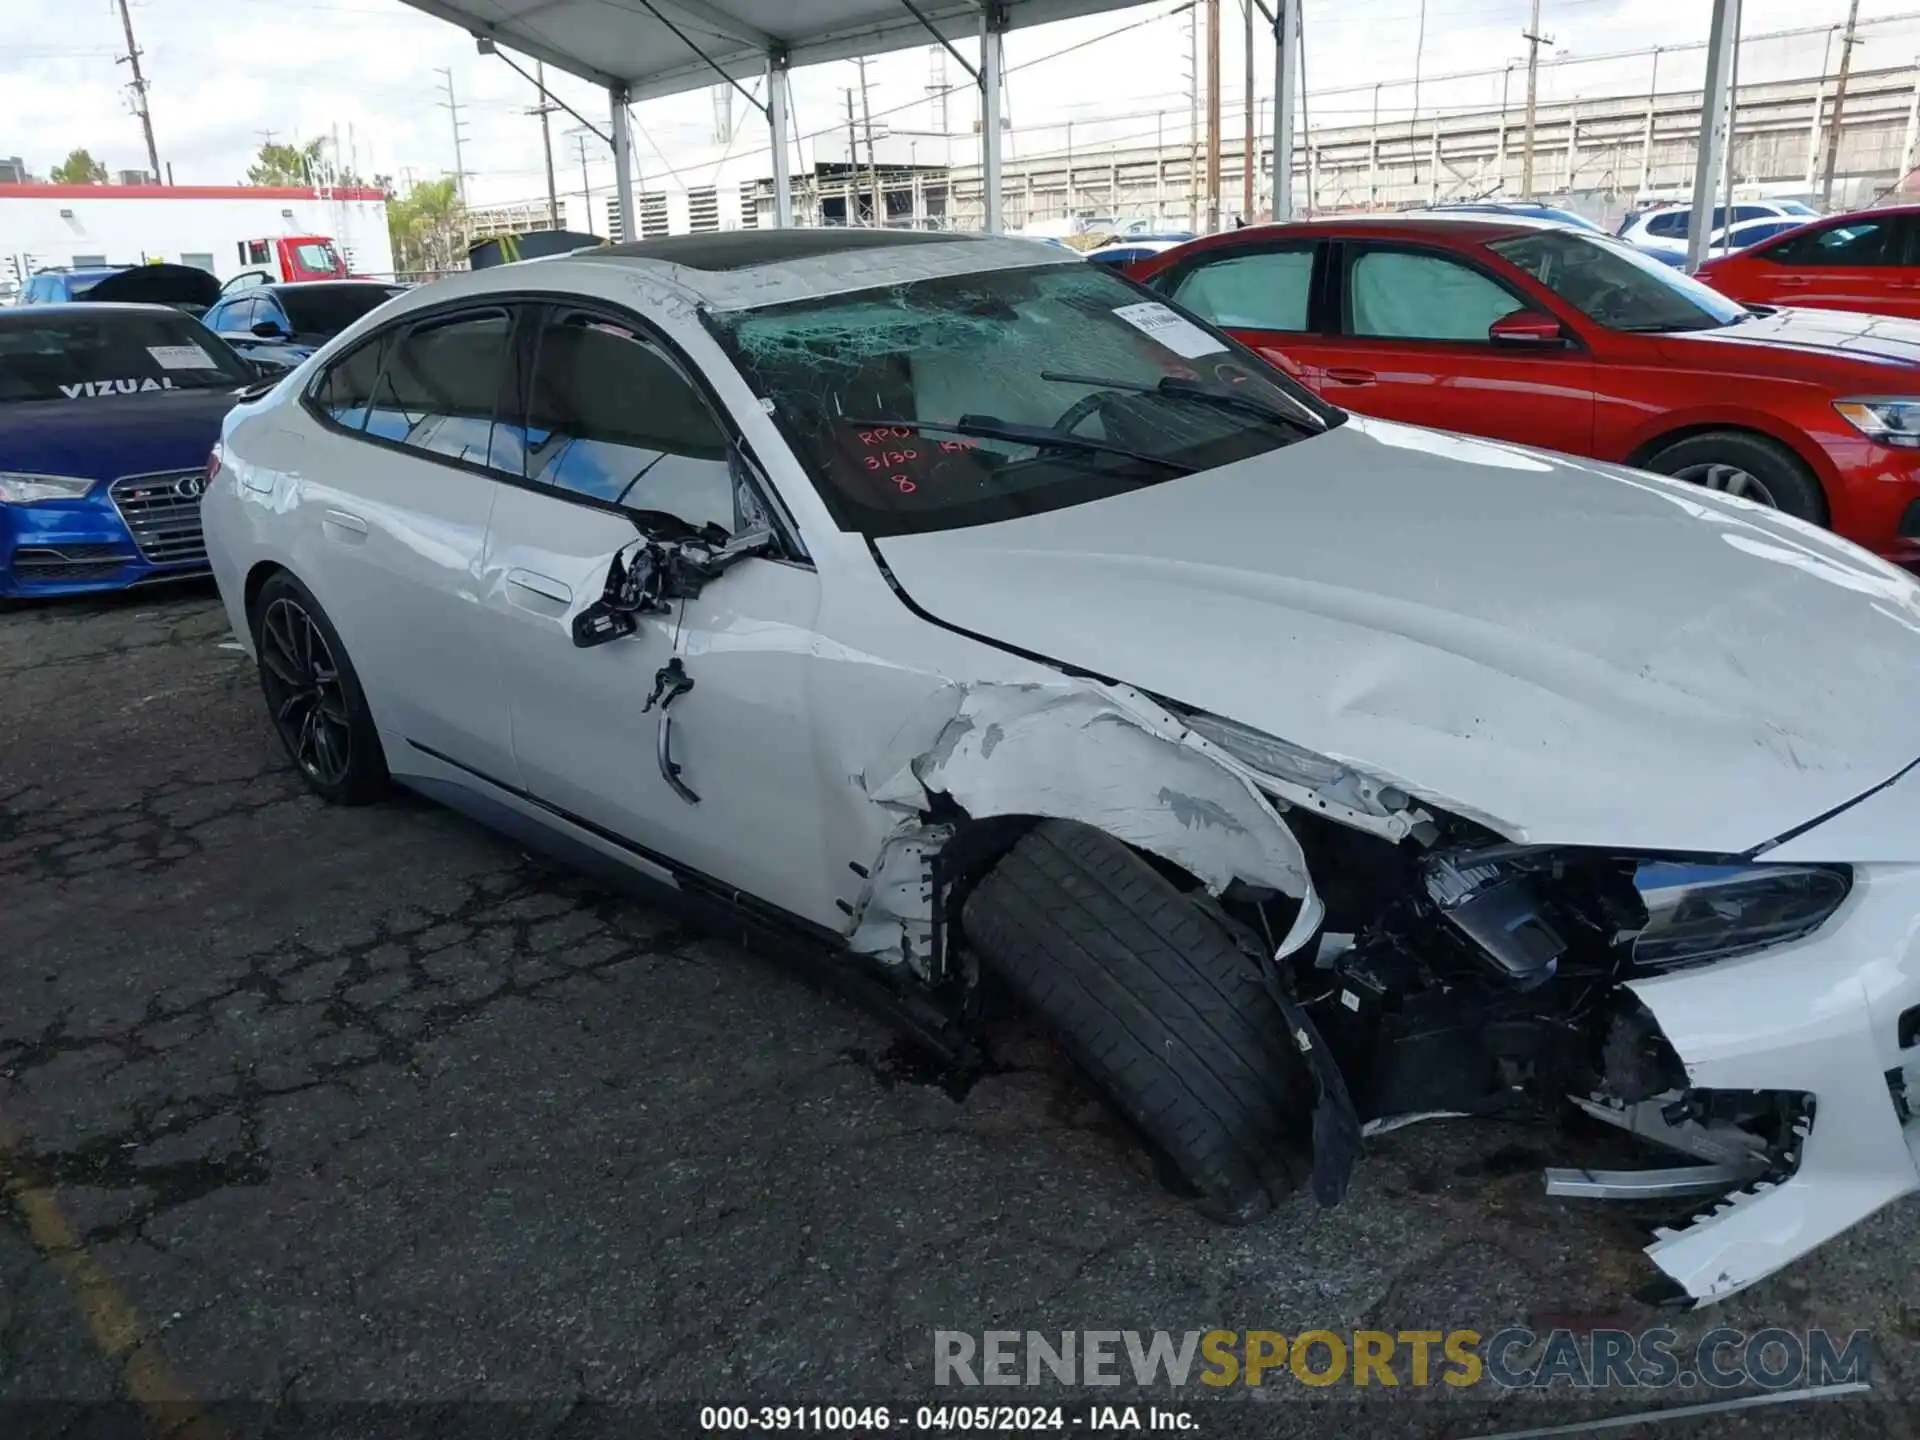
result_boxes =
[2,0,1915,213]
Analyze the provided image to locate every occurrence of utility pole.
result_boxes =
[1187,6,1200,230]
[1520,0,1550,199]
[857,56,883,227]
[529,60,561,229]
[113,0,162,182]
[436,67,469,205]
[1821,0,1862,207]
[574,132,592,231]
[1241,0,1254,221]
[844,88,862,223]
[1205,0,1222,231]
[926,47,950,138]
[1298,1,1311,213]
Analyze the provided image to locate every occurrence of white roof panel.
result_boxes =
[397,1,1153,101]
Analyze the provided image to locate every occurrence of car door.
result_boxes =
[297,304,517,781]
[1314,240,1595,455]
[1753,214,1908,314]
[477,303,836,928]
[1152,239,1328,391]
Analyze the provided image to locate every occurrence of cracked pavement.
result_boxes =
[3,585,1918,1438]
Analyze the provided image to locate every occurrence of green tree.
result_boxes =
[246,137,327,187]
[49,148,107,184]
[246,137,373,190]
[386,177,464,278]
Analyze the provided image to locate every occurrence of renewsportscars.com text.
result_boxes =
[932,1327,1871,1390]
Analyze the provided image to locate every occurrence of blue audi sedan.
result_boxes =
[1,304,258,598]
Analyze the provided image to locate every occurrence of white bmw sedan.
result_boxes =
[204,228,1920,1308]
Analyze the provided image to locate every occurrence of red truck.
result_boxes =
[229,234,349,285]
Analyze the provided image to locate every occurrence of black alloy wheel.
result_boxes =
[259,595,354,788]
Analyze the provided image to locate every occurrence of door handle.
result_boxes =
[644,658,700,805]
[506,568,573,605]
[1324,367,1377,386]
[321,508,368,540]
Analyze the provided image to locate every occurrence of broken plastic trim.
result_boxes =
[851,679,1321,978]
[1183,711,1415,821]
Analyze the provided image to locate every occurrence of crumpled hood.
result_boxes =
[874,416,1920,855]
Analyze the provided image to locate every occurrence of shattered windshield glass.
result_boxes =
[706,263,1334,536]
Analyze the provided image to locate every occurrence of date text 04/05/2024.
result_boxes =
[698,1405,1197,1431]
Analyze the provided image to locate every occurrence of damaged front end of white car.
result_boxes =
[843,668,1920,1312]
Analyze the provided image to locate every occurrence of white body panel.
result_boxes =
[1628,860,1920,1302]
[875,415,1920,854]
[478,483,837,925]
[201,236,1920,1311]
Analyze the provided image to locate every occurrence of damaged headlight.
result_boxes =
[1632,862,1852,969]
[1183,712,1410,818]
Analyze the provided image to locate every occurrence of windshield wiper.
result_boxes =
[837,414,1197,475]
[1615,318,1738,333]
[1039,370,1322,431]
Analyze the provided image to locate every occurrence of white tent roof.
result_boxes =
[397,0,1148,102]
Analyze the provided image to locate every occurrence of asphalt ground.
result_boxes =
[4,583,1920,1440]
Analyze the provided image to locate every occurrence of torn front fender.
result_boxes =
[864,679,1312,896]
[847,678,1318,977]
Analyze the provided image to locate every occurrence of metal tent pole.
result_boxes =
[1270,0,1298,220]
[981,4,1006,232]
[1684,0,1740,273]
[610,85,636,242]
[768,53,794,227]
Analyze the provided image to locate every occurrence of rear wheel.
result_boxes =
[1642,430,1828,525]
[252,571,388,805]
[962,819,1310,1223]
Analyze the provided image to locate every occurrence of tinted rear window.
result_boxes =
[0,310,252,403]
[279,286,402,336]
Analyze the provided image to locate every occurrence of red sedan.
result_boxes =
[1697,204,1920,318]
[1128,215,1920,565]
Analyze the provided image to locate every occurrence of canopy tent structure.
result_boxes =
[399,0,1738,268]
[396,1,1169,234]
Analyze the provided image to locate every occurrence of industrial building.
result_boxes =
[0,181,395,284]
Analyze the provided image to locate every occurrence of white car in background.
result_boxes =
[1620,199,1819,260]
[1082,236,1191,266]
[203,227,1920,1309]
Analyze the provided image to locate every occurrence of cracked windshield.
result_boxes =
[711,262,1329,534]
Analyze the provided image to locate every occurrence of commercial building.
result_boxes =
[0,182,394,283]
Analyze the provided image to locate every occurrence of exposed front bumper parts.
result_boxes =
[1623,862,1920,1303]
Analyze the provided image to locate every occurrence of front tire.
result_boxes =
[252,571,388,805]
[962,819,1310,1223]
[1642,429,1828,525]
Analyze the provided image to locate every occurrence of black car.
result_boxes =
[200,280,405,371]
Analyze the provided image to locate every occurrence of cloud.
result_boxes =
[0,0,1902,209]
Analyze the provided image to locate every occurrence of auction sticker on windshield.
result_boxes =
[1111,302,1226,359]
[147,344,218,370]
